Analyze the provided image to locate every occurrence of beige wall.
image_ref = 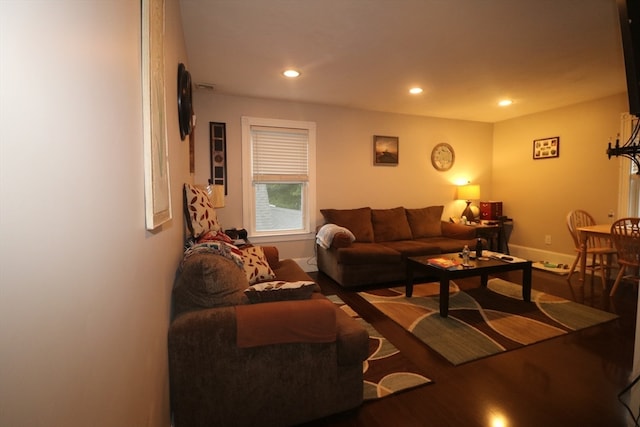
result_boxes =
[0,1,189,426]
[193,93,494,259]
[193,92,628,263]
[493,93,627,260]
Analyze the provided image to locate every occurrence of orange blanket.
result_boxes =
[236,299,337,348]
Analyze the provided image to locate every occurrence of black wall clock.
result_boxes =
[431,142,455,171]
[177,63,193,140]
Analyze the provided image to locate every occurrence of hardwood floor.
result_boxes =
[303,269,638,427]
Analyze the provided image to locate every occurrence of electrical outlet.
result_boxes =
[545,235,552,245]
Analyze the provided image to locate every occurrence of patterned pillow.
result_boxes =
[184,183,221,238]
[244,281,316,303]
[241,246,276,285]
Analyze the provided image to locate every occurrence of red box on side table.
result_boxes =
[480,201,503,220]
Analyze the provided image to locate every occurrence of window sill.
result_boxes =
[248,232,315,245]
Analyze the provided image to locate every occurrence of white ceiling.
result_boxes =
[179,0,627,123]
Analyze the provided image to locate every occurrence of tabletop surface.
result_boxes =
[576,224,611,234]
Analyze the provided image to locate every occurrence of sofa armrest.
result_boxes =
[441,221,476,239]
[236,299,337,348]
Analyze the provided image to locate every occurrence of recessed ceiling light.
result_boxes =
[498,99,513,106]
[283,69,301,78]
[409,87,423,94]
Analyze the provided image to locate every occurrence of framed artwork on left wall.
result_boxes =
[142,0,172,230]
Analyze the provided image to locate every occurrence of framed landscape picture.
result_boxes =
[374,135,399,165]
[533,136,560,160]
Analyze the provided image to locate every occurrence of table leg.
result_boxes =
[480,273,488,287]
[522,263,532,302]
[439,277,450,317]
[406,262,414,298]
[579,233,588,284]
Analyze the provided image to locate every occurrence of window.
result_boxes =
[241,117,316,240]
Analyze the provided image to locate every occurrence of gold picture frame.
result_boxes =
[142,0,172,230]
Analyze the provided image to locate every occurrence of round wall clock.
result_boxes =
[177,63,193,141]
[431,142,455,171]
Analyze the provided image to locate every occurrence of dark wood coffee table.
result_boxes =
[406,253,532,317]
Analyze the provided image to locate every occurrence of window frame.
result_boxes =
[617,113,640,218]
[241,116,316,242]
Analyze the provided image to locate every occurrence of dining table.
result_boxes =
[575,223,614,284]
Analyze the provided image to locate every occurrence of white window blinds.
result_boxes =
[251,126,309,182]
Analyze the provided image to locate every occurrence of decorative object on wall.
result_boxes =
[210,122,227,194]
[607,122,640,173]
[533,137,560,160]
[456,184,480,222]
[142,0,172,230]
[177,63,193,140]
[189,130,195,174]
[431,142,455,171]
[373,135,399,165]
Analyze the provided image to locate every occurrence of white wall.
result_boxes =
[0,1,190,426]
[192,92,494,259]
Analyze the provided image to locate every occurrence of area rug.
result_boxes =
[357,278,618,366]
[327,295,432,400]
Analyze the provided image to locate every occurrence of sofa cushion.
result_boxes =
[244,281,316,303]
[320,207,374,243]
[416,236,478,254]
[406,206,444,238]
[334,242,402,265]
[173,253,249,317]
[371,207,413,242]
[184,183,222,238]
[240,246,276,285]
[380,240,442,257]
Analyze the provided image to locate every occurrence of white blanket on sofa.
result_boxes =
[316,224,356,249]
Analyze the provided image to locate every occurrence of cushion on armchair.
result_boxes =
[183,183,222,238]
[173,253,249,317]
[240,246,276,284]
[244,280,316,303]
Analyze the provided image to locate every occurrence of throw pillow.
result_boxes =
[319,207,374,242]
[184,183,221,238]
[241,246,276,285]
[371,207,413,242]
[244,281,316,303]
[406,205,444,238]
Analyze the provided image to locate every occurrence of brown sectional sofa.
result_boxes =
[168,245,369,427]
[316,206,479,287]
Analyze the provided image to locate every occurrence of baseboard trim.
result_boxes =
[294,257,318,273]
[508,244,575,265]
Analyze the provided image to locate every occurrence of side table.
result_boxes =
[465,218,513,254]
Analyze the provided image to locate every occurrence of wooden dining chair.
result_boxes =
[566,210,616,289]
[609,217,640,297]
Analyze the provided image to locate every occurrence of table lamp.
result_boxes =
[457,184,480,222]
[197,183,225,208]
